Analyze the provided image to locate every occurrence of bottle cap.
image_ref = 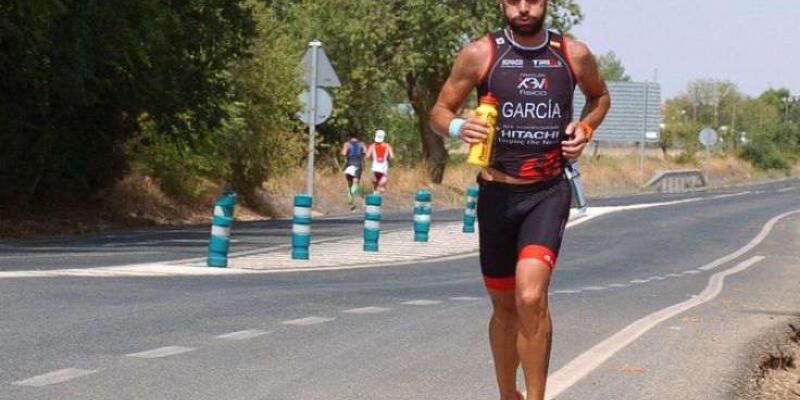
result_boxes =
[479,93,499,106]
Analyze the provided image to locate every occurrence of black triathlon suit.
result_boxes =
[476,29,577,291]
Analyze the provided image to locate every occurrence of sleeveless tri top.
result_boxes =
[345,139,364,166]
[477,29,577,180]
[371,143,389,174]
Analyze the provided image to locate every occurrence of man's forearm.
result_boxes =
[580,92,611,129]
[430,103,458,139]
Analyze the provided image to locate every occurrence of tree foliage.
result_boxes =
[596,51,631,82]
[664,79,799,170]
[0,0,255,206]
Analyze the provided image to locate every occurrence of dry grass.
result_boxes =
[581,152,791,197]
[738,324,800,400]
[0,171,264,239]
[1,152,796,238]
[263,164,483,217]
[263,153,797,218]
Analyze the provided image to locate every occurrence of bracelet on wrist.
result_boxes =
[448,118,466,139]
[578,121,594,141]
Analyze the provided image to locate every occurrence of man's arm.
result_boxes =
[340,142,349,157]
[562,40,611,160]
[430,37,493,144]
[387,144,395,160]
[365,144,373,160]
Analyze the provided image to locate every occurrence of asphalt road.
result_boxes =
[0,178,795,272]
[0,178,798,399]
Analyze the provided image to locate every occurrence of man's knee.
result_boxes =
[516,288,548,317]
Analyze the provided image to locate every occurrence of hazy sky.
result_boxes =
[570,0,799,100]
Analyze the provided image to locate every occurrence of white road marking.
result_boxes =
[582,286,607,291]
[13,368,98,387]
[126,346,196,359]
[0,251,162,260]
[343,307,391,314]
[777,187,794,193]
[607,283,630,288]
[546,255,766,399]
[553,289,581,294]
[648,276,666,281]
[698,210,800,271]
[402,300,442,306]
[629,279,648,284]
[450,296,482,301]
[666,273,683,278]
[0,192,774,279]
[711,191,752,200]
[215,330,270,341]
[542,205,800,400]
[683,270,701,275]
[281,317,335,326]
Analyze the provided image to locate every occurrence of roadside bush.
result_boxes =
[385,110,423,167]
[738,137,790,171]
[132,118,223,201]
[673,151,698,165]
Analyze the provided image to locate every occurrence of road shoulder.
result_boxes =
[558,216,800,400]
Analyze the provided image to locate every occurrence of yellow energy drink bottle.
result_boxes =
[466,93,499,167]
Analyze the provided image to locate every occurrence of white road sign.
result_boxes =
[698,128,719,147]
[297,88,333,126]
[300,47,341,88]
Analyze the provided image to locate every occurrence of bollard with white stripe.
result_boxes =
[462,186,479,233]
[207,191,237,268]
[363,194,382,252]
[413,190,432,242]
[291,194,313,260]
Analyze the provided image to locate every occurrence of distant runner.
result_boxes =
[429,1,610,399]
[341,133,367,210]
[367,129,395,194]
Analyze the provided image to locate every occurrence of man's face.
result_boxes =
[500,0,548,35]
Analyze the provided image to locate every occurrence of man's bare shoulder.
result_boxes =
[461,36,493,63]
[453,36,493,79]
[566,39,593,65]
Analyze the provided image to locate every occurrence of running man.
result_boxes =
[340,133,367,209]
[367,129,395,194]
[430,1,610,399]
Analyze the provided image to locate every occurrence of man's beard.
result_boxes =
[504,8,546,35]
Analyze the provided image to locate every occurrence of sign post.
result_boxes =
[298,40,341,197]
[639,82,650,185]
[306,41,320,197]
[698,127,718,184]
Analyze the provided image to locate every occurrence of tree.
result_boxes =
[220,1,305,211]
[0,1,255,206]
[263,0,399,158]
[255,1,583,183]
[596,51,631,82]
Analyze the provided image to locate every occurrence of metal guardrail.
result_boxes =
[644,169,707,193]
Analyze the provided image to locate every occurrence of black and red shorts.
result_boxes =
[477,177,571,291]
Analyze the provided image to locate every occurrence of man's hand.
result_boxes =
[458,110,489,144]
[562,122,589,160]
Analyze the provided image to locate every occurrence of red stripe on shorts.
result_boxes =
[483,276,516,291]
[518,245,556,269]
